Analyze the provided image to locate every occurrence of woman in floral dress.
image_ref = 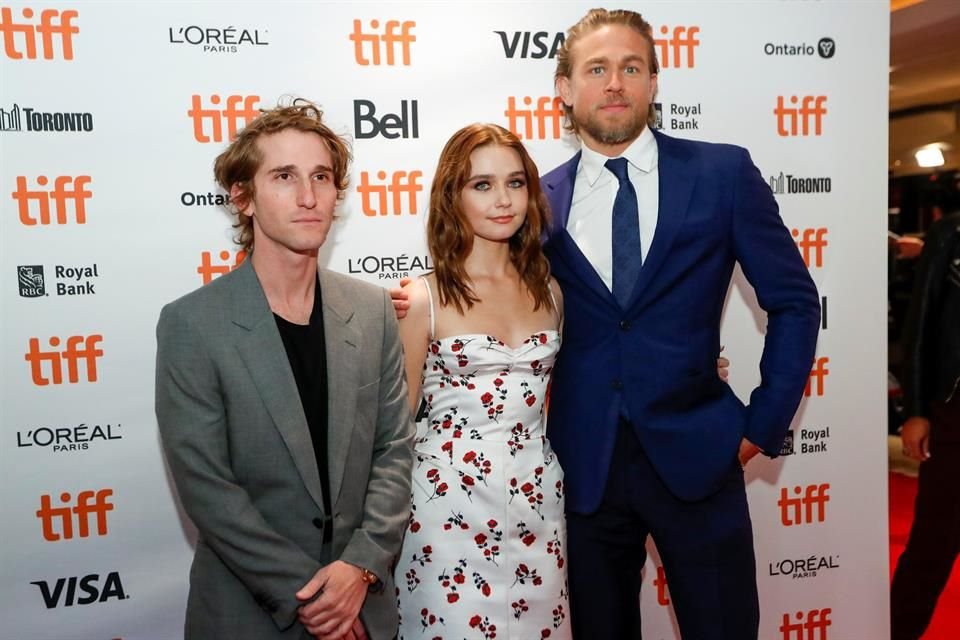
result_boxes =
[394,124,571,640]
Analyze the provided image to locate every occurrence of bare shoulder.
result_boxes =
[400,275,432,329]
[549,276,564,314]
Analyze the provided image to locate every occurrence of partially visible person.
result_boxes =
[891,183,960,640]
[155,100,413,640]
[393,123,572,639]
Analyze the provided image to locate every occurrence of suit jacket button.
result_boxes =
[611,379,623,391]
[312,517,324,529]
[619,320,631,331]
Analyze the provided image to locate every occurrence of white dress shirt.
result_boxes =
[565,126,660,292]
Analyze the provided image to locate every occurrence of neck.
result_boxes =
[464,236,515,280]
[251,245,318,320]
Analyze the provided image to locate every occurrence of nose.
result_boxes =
[605,70,624,93]
[494,183,512,208]
[297,179,317,209]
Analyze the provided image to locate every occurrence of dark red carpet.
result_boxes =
[889,471,960,639]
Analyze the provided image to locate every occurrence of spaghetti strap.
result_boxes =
[421,277,436,340]
[547,280,562,328]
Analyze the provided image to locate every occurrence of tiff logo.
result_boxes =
[780,608,832,640]
[779,483,830,526]
[504,96,564,140]
[198,250,247,285]
[13,175,92,225]
[25,334,103,386]
[357,170,423,216]
[0,7,78,60]
[805,356,829,397]
[653,566,670,606]
[792,227,827,268]
[775,96,827,137]
[350,19,415,66]
[188,94,260,143]
[36,489,114,541]
[654,26,700,68]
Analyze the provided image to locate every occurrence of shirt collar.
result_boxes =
[578,125,659,186]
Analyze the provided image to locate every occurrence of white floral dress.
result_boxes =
[395,281,570,640]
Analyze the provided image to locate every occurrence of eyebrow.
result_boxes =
[267,164,333,174]
[467,170,527,181]
[584,54,647,66]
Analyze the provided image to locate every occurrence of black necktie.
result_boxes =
[605,157,642,307]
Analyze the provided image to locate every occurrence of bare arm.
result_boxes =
[398,278,431,412]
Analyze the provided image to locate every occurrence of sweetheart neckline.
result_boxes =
[431,329,560,352]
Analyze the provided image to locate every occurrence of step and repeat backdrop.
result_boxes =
[0,2,888,639]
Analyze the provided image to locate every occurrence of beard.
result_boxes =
[575,101,648,146]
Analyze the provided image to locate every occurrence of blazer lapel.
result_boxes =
[543,152,618,308]
[318,269,360,510]
[628,130,697,306]
[231,260,326,512]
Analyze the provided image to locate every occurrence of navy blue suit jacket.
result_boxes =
[542,130,820,510]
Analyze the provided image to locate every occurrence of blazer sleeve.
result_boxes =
[730,148,821,455]
[155,303,321,630]
[337,289,415,584]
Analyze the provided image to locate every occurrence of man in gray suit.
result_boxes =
[155,101,414,640]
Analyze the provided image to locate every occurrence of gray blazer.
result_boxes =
[155,260,413,640]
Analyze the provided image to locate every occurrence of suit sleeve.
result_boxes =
[338,289,415,585]
[155,303,320,629]
[731,149,821,455]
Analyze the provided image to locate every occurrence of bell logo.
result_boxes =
[775,95,827,136]
[653,566,670,606]
[805,356,829,397]
[504,96,564,140]
[35,489,114,541]
[357,170,423,216]
[350,19,415,66]
[354,99,419,139]
[654,26,700,68]
[25,334,103,386]
[188,94,260,143]
[13,175,92,226]
[791,227,827,268]
[0,8,78,60]
[198,250,247,285]
[31,571,128,608]
[779,483,830,526]
[780,608,832,639]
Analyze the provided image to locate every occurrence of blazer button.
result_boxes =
[619,320,631,331]
[312,517,324,529]
[611,379,624,391]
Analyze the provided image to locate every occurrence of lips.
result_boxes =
[489,215,515,224]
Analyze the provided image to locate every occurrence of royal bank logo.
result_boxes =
[0,103,93,132]
[18,265,45,297]
[764,37,835,59]
[769,554,839,580]
[652,103,663,130]
[346,254,433,281]
[168,24,269,53]
[770,172,832,195]
[16,423,122,453]
[780,429,795,456]
[16,263,100,297]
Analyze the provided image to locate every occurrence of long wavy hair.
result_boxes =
[428,123,552,314]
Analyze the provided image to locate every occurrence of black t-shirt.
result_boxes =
[274,281,331,516]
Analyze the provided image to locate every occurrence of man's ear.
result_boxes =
[557,76,573,108]
[230,182,252,216]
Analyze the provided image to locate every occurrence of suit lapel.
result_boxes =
[231,260,326,512]
[318,269,360,510]
[628,130,697,306]
[543,152,618,307]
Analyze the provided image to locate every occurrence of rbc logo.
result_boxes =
[13,175,92,226]
[350,19,415,66]
[354,99,419,139]
[35,489,114,541]
[188,94,260,143]
[0,7,78,60]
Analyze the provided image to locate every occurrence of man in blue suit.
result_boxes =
[543,9,819,639]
